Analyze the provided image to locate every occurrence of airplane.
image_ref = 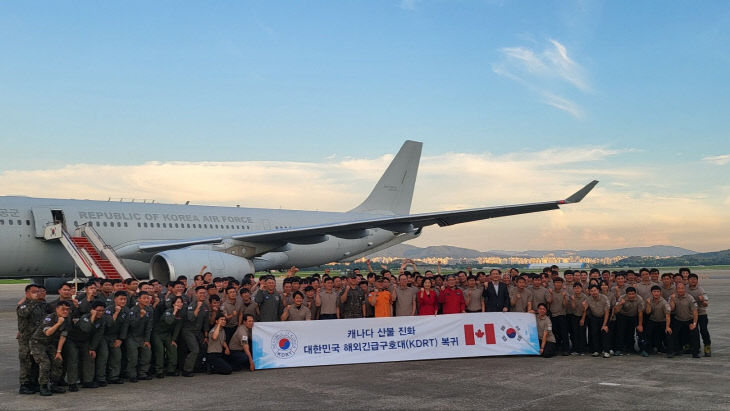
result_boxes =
[0,141,598,291]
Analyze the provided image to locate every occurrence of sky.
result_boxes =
[1,1,729,252]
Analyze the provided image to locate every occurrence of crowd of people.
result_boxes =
[16,261,711,396]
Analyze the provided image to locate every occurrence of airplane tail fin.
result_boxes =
[349,140,422,215]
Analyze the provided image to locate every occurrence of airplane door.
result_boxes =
[31,207,66,237]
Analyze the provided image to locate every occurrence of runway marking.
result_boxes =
[599,382,621,386]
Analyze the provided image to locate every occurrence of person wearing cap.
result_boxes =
[645,285,672,356]
[369,277,394,317]
[613,287,647,356]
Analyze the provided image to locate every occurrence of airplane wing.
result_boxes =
[128,180,597,255]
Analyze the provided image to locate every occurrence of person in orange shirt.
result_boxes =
[368,277,394,318]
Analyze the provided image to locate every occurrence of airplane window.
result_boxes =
[96,222,100,227]
[156,223,160,228]
[186,223,190,228]
[137,222,141,227]
[124,222,128,227]
[215,224,219,229]
[26,220,30,225]
[0,220,4,225]
[73,221,78,226]
[175,223,179,228]
[103,222,107,227]
[9,220,13,225]
[162,223,166,228]
[144,222,148,228]
[17,220,22,225]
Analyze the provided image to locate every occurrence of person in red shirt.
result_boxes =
[417,278,439,315]
[438,275,465,314]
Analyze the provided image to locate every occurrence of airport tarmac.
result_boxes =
[0,272,729,410]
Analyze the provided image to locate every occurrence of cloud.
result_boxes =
[493,39,590,118]
[702,154,730,165]
[1,146,726,252]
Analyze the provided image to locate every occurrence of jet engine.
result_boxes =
[149,249,255,283]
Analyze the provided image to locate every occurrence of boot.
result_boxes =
[50,384,66,394]
[18,385,35,395]
[704,345,711,357]
[39,385,52,396]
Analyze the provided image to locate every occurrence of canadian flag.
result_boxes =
[464,324,496,345]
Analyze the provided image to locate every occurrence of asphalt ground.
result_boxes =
[1,272,729,410]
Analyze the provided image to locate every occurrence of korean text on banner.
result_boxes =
[252,312,539,369]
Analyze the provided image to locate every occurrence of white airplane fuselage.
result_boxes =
[0,196,411,280]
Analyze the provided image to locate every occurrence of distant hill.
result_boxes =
[614,249,730,267]
[364,244,696,259]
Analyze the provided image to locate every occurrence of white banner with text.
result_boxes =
[252,312,539,369]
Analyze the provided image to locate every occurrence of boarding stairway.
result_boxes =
[43,222,136,280]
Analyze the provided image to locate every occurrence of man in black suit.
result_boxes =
[483,269,510,312]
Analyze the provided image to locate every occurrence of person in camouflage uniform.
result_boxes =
[17,284,45,394]
[30,300,72,396]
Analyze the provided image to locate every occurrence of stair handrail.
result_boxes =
[77,223,137,280]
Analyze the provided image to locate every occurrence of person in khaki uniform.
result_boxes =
[237,289,259,322]
[317,278,340,319]
[586,285,611,358]
[281,292,311,321]
[569,283,588,355]
[536,303,557,358]
[669,282,700,358]
[686,273,711,356]
[548,278,569,355]
[613,287,646,356]
[531,276,551,312]
[509,277,533,313]
[206,314,232,375]
[463,275,484,313]
[393,275,417,316]
[645,285,672,356]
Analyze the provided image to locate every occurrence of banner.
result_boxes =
[252,312,539,369]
